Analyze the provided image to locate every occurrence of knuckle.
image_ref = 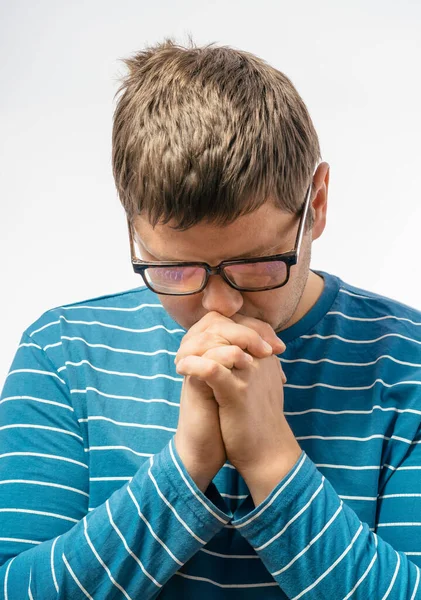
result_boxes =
[206,311,224,324]
[205,361,219,378]
[231,345,245,360]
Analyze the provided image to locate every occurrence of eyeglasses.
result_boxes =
[127,181,313,296]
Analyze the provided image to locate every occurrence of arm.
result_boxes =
[232,448,421,599]
[0,332,229,599]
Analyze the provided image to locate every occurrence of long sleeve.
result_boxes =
[0,333,229,599]
[232,449,421,599]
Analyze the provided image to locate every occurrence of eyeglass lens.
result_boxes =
[143,261,288,294]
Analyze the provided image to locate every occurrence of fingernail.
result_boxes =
[245,353,253,362]
[263,341,272,353]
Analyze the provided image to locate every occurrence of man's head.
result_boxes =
[112,38,329,331]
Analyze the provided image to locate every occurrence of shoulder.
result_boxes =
[323,271,421,330]
[23,285,184,347]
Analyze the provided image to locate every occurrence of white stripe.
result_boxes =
[327,310,421,326]
[147,456,206,544]
[379,493,421,499]
[175,571,278,588]
[405,552,421,556]
[339,495,377,501]
[282,355,421,369]
[316,464,380,470]
[383,465,421,471]
[411,567,420,600]
[381,552,400,600]
[78,415,176,433]
[4,556,16,600]
[30,315,184,336]
[235,453,306,529]
[83,517,134,600]
[300,332,421,346]
[297,434,413,444]
[222,463,236,470]
[291,523,363,600]
[0,479,89,497]
[169,439,228,524]
[51,536,60,593]
[377,522,421,527]
[66,359,182,382]
[59,336,177,358]
[0,508,78,523]
[0,537,41,545]
[220,493,249,499]
[271,501,343,576]
[61,302,164,312]
[28,569,34,600]
[339,289,373,299]
[0,424,83,442]
[62,553,94,599]
[342,533,379,600]
[105,500,162,588]
[0,452,88,469]
[0,395,73,411]
[285,405,421,417]
[85,446,153,458]
[127,485,183,566]
[29,320,60,336]
[200,548,260,559]
[6,368,66,385]
[70,386,180,407]
[90,476,132,482]
[42,341,62,350]
[286,380,421,391]
[255,477,325,552]
[18,342,42,350]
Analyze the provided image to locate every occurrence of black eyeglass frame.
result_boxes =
[127,180,313,296]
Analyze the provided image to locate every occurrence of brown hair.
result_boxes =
[112,38,321,232]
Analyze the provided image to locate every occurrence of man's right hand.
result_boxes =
[174,311,286,492]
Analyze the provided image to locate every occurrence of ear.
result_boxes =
[311,162,330,241]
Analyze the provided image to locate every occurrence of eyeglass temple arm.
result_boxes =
[127,216,137,261]
[294,180,313,259]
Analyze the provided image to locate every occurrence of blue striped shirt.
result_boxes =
[1,269,421,598]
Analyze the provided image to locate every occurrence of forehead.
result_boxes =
[132,202,296,263]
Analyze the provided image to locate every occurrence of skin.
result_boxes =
[132,162,330,504]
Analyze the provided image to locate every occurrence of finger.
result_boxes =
[175,355,232,389]
[231,313,286,354]
[176,322,279,365]
[201,345,254,370]
[184,311,286,354]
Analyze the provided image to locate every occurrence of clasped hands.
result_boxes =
[174,311,302,506]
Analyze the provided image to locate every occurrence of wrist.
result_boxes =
[244,442,302,506]
[174,434,218,493]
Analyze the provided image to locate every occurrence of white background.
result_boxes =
[1,0,420,384]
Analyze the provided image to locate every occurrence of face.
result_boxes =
[132,163,329,333]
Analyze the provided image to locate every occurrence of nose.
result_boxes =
[201,274,244,318]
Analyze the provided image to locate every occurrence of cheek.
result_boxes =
[157,295,204,328]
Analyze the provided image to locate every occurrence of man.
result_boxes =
[1,39,420,599]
